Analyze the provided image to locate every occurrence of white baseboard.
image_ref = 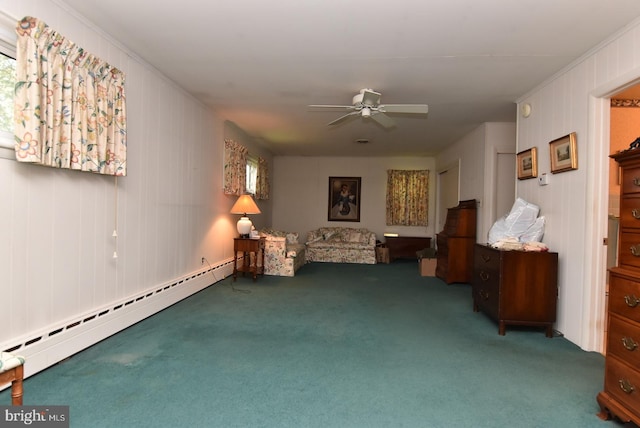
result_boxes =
[1,258,235,387]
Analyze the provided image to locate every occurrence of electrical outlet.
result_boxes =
[201,257,205,265]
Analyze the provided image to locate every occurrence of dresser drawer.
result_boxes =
[608,314,640,367]
[604,355,640,416]
[622,166,640,195]
[472,247,500,319]
[609,272,640,323]
[474,246,500,272]
[620,198,640,230]
[618,232,640,271]
[474,275,499,320]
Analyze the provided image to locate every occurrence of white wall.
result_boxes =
[0,0,244,370]
[436,122,516,243]
[516,16,640,350]
[271,156,436,242]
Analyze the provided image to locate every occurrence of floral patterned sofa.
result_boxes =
[305,227,377,264]
[259,229,306,277]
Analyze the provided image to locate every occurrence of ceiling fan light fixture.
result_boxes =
[309,88,427,129]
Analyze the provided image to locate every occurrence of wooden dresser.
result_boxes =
[598,149,640,424]
[471,244,558,337]
[436,199,477,284]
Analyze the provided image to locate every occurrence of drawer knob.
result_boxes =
[481,254,491,263]
[633,209,640,219]
[479,271,490,281]
[634,177,640,186]
[619,379,636,394]
[622,337,639,351]
[624,294,640,307]
[631,245,640,257]
[479,290,490,300]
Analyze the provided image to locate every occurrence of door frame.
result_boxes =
[585,72,640,352]
[436,159,461,236]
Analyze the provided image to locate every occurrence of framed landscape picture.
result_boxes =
[328,177,361,222]
[549,132,578,173]
[517,147,537,180]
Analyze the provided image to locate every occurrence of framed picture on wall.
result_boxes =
[549,132,578,173]
[517,147,538,180]
[328,177,361,222]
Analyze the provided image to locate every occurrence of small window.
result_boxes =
[0,19,16,156]
[246,155,258,195]
[0,53,15,136]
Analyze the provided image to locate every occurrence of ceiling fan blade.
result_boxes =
[328,111,359,126]
[308,104,355,111]
[378,104,429,114]
[370,111,396,128]
[360,89,381,106]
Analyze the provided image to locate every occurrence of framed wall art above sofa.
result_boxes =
[328,177,361,222]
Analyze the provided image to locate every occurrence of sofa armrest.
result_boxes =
[367,232,377,246]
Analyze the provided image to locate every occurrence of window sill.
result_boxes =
[0,146,14,160]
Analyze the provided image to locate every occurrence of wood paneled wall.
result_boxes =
[0,0,237,362]
[517,16,640,350]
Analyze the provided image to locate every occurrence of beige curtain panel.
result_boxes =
[223,139,248,196]
[255,156,270,200]
[386,169,429,226]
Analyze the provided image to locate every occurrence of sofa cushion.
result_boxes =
[345,231,362,243]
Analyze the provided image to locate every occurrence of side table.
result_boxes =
[384,236,432,261]
[233,237,265,282]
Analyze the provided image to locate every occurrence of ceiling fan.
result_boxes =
[308,88,429,129]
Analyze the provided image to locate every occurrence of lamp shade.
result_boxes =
[230,194,261,215]
[231,195,261,237]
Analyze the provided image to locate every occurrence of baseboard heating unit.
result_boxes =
[0,258,235,387]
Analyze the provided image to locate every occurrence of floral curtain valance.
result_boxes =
[14,16,127,176]
[386,169,429,226]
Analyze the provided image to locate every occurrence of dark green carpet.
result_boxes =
[1,262,620,427]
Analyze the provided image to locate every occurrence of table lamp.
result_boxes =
[230,194,261,238]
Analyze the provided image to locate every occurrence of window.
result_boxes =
[0,53,15,141]
[246,154,258,195]
[0,16,16,157]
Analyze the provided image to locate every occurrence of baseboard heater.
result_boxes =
[0,258,235,387]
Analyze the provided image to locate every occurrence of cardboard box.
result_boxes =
[419,258,437,276]
[376,246,390,264]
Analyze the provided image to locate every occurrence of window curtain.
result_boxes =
[223,139,247,195]
[386,169,429,226]
[14,16,127,176]
[255,156,270,200]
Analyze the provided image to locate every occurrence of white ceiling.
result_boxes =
[60,0,640,157]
